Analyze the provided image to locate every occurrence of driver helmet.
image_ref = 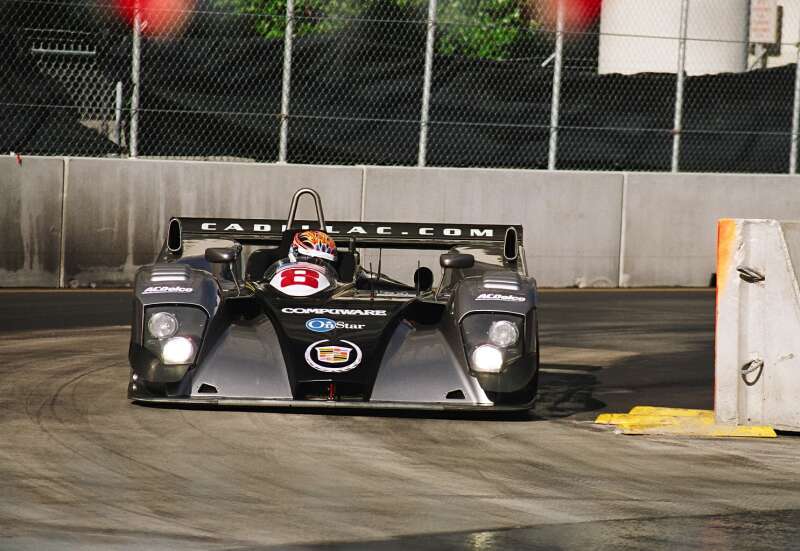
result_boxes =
[290,230,337,263]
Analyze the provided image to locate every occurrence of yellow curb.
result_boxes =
[619,423,776,438]
[594,413,633,424]
[616,416,712,428]
[594,407,714,425]
[595,407,776,438]
[628,406,710,417]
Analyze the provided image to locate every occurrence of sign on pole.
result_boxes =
[749,0,779,44]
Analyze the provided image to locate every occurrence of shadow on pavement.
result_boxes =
[535,364,606,420]
[246,508,800,551]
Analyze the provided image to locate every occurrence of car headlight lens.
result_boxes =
[147,312,179,339]
[471,345,504,373]
[488,320,519,347]
[161,336,195,365]
[461,313,524,374]
[143,306,207,367]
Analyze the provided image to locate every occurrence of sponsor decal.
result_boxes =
[317,346,351,363]
[195,221,497,239]
[270,263,331,297]
[142,286,193,294]
[282,307,387,316]
[475,293,526,302]
[305,317,365,333]
[304,339,363,373]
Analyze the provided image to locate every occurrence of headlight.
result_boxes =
[471,345,504,373]
[488,320,518,347]
[461,313,524,374]
[161,336,195,365]
[147,312,178,339]
[143,306,207,366]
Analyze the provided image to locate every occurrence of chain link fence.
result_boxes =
[1,0,798,172]
[1,1,130,156]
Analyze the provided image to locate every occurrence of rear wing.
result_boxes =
[168,217,523,251]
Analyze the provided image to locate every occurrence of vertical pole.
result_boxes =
[418,0,437,167]
[744,0,752,67]
[548,0,564,171]
[754,44,768,69]
[790,41,800,173]
[129,2,141,158]
[278,0,294,163]
[671,0,689,173]
[115,81,123,149]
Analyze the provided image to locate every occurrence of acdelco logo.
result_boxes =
[142,286,193,295]
[475,293,525,302]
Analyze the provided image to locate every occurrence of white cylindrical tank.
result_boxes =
[598,0,749,75]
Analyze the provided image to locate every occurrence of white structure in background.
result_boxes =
[747,0,800,68]
[715,218,800,432]
[598,0,750,75]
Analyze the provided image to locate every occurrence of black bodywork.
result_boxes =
[128,190,539,411]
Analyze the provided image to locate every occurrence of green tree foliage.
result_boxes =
[215,0,361,39]
[216,0,540,60]
[437,0,538,60]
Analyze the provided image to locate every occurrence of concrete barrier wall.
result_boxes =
[62,158,363,286]
[0,157,64,287]
[715,219,800,431]
[8,157,800,288]
[620,173,800,286]
[363,166,625,288]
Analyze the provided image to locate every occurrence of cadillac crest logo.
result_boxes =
[316,346,351,364]
[304,339,363,373]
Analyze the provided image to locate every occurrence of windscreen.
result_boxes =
[359,246,512,289]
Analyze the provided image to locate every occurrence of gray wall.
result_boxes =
[5,157,800,288]
[62,158,363,286]
[363,167,624,288]
[620,173,800,286]
[0,157,64,287]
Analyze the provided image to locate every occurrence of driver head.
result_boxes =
[291,230,337,263]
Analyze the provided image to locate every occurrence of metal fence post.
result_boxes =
[115,81,123,149]
[278,0,294,163]
[790,41,800,173]
[547,0,564,171]
[418,0,437,167]
[129,2,142,158]
[671,0,689,173]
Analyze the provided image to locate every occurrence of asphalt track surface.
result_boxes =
[1,289,799,550]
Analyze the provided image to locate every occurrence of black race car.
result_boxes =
[128,188,539,411]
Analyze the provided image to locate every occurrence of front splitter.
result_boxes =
[132,396,534,412]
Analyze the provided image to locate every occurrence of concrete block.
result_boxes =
[621,173,800,286]
[715,218,800,431]
[0,156,63,287]
[362,166,624,287]
[62,159,363,286]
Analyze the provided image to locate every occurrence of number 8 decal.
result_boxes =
[270,264,331,297]
[281,268,320,289]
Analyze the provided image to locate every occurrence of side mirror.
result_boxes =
[440,253,474,269]
[205,247,239,264]
[414,267,434,292]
